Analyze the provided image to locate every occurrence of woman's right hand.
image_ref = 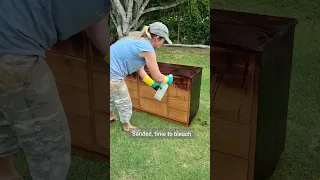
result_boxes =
[163,74,174,85]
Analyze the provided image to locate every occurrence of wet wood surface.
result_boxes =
[211,9,297,180]
[46,32,109,160]
[145,62,202,79]
[211,8,298,52]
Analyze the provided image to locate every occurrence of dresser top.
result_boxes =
[145,62,202,78]
[211,9,298,52]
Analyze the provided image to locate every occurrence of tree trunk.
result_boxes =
[111,0,181,38]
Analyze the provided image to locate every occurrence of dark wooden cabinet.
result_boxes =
[125,63,202,126]
[46,32,109,160]
[210,9,298,180]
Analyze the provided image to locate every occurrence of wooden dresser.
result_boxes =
[125,62,202,126]
[45,32,109,160]
[210,9,298,180]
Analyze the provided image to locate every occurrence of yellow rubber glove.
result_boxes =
[143,75,162,90]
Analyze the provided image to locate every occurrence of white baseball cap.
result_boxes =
[149,22,172,44]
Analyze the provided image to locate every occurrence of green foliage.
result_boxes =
[110,0,210,45]
[143,1,210,45]
[110,20,119,43]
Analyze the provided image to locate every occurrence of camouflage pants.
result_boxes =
[110,79,132,123]
[0,54,71,180]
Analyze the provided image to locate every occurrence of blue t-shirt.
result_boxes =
[110,38,155,79]
[0,0,109,57]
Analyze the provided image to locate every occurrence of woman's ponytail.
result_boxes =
[140,26,152,40]
[123,25,152,40]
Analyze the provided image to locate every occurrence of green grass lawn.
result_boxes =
[13,149,109,180]
[212,0,320,179]
[110,47,210,180]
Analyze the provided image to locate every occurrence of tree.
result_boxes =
[110,0,181,38]
[142,0,210,45]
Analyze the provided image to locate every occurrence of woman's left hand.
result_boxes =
[151,82,162,90]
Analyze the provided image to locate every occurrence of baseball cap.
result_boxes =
[149,22,173,44]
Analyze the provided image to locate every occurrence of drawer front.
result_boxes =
[95,112,109,150]
[90,44,107,73]
[125,79,138,91]
[125,74,139,103]
[92,72,109,113]
[128,88,139,99]
[57,84,91,118]
[211,66,252,125]
[127,73,138,80]
[212,151,248,180]
[168,77,190,101]
[168,77,190,112]
[168,108,189,124]
[46,52,88,89]
[140,97,167,116]
[168,97,188,111]
[211,117,250,159]
[131,98,140,109]
[67,113,92,146]
[139,84,166,102]
[125,73,138,86]
[50,32,86,58]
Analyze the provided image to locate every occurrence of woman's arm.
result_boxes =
[139,51,165,83]
[136,66,162,90]
[136,66,148,79]
[85,14,109,56]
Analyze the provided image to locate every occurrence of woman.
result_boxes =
[0,1,109,179]
[110,22,174,132]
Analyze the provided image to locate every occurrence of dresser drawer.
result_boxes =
[128,88,139,99]
[131,98,140,109]
[211,66,252,125]
[211,117,250,159]
[67,113,92,146]
[168,108,189,124]
[125,73,138,83]
[92,72,109,113]
[139,97,167,116]
[125,78,138,90]
[95,112,109,150]
[211,151,248,180]
[168,97,189,111]
[50,32,86,58]
[139,85,166,102]
[57,84,91,118]
[46,52,88,89]
[90,43,107,73]
[168,77,190,112]
[168,77,190,101]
